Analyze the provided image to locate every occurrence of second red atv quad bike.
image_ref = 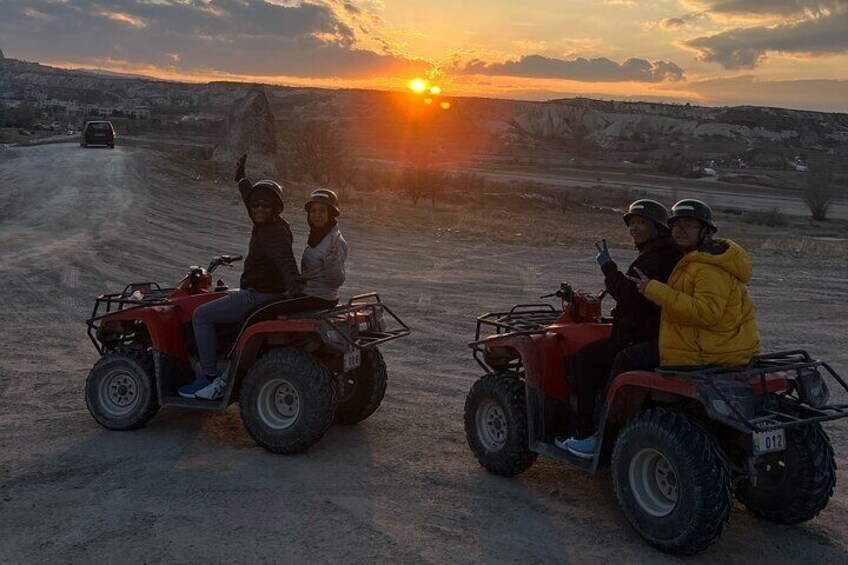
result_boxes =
[464,282,847,555]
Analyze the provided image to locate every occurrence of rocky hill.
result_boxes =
[3,57,847,171]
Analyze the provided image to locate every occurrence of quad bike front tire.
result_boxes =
[85,348,159,430]
[239,347,334,454]
[735,423,836,524]
[611,407,732,555]
[333,349,388,425]
[464,371,537,477]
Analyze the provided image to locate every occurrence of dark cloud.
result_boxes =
[688,75,848,112]
[696,0,842,16]
[461,55,685,83]
[660,17,688,29]
[0,0,429,79]
[685,9,848,69]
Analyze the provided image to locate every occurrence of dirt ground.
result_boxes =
[1,143,847,564]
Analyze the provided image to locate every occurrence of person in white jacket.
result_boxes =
[301,188,347,305]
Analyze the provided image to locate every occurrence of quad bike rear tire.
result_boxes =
[333,349,387,425]
[464,372,537,477]
[239,347,333,454]
[85,348,159,430]
[735,423,836,524]
[612,408,732,555]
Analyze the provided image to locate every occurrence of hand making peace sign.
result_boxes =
[625,267,652,294]
[327,234,339,256]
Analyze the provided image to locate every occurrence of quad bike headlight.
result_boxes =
[700,381,756,422]
[796,366,830,409]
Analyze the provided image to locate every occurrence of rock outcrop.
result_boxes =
[213,87,278,178]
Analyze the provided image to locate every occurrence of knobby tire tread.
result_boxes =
[612,407,732,555]
[464,371,537,477]
[84,347,159,430]
[240,348,333,454]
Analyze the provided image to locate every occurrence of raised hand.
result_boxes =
[594,238,613,267]
[625,267,651,294]
[234,153,248,182]
[326,234,339,256]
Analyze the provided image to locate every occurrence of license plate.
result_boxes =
[753,428,786,455]
[343,349,361,372]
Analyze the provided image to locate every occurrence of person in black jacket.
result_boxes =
[179,154,305,400]
[555,199,682,458]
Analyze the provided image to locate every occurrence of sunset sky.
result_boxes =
[1,1,847,111]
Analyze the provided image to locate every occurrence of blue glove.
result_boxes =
[594,239,613,267]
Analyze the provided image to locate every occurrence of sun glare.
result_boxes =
[429,85,442,95]
[409,78,428,93]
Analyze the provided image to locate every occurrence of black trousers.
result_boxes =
[569,338,660,438]
[610,340,660,377]
[569,337,622,437]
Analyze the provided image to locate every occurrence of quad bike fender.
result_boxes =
[99,307,186,357]
[230,320,331,385]
[598,370,791,453]
[479,335,557,393]
[233,320,320,351]
[479,322,612,402]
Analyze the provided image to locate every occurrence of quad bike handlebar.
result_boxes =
[540,282,606,304]
[207,254,243,273]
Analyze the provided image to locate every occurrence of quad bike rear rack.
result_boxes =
[288,292,411,350]
[468,304,561,371]
[86,282,175,354]
[658,350,848,432]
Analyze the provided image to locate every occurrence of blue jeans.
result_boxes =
[192,289,282,376]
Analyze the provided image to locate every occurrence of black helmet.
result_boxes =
[669,199,717,232]
[623,199,670,230]
[249,180,285,212]
[304,188,340,216]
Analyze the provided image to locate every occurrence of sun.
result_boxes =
[409,78,428,94]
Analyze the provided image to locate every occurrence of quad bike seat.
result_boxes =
[243,298,336,326]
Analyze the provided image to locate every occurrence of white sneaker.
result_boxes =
[195,376,228,400]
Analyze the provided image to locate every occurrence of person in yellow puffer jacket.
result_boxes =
[563,199,761,460]
[625,199,760,369]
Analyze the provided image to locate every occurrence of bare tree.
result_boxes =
[289,120,351,187]
[400,168,446,206]
[804,167,835,221]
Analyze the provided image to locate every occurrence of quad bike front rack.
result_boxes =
[468,304,562,371]
[657,350,848,432]
[86,282,175,354]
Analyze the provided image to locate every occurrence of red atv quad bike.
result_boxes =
[85,254,410,454]
[464,282,848,555]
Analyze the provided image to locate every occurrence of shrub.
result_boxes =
[804,169,835,221]
[742,207,788,227]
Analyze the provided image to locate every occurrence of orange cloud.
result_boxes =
[95,10,147,28]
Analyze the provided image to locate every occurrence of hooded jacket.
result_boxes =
[301,225,347,301]
[643,239,760,367]
[601,235,682,345]
[237,178,302,295]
